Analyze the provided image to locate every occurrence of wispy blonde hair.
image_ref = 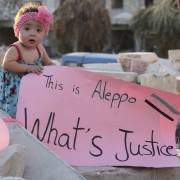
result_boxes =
[14,2,40,25]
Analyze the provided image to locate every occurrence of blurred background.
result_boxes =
[0,0,179,59]
[2,0,180,145]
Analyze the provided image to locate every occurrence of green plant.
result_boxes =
[132,0,180,57]
[53,0,111,53]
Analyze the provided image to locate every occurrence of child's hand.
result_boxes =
[27,65,44,75]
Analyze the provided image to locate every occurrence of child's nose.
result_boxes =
[30,29,36,36]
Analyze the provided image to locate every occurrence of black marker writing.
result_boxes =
[58,133,72,150]
[90,136,103,157]
[73,85,80,94]
[115,129,177,162]
[92,80,136,108]
[43,75,63,90]
[73,117,85,150]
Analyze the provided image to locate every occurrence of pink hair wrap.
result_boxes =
[14,6,53,38]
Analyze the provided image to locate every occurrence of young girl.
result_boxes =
[0,2,56,119]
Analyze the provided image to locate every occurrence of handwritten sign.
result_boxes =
[16,66,180,167]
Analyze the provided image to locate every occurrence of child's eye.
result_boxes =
[37,29,41,32]
[25,28,30,31]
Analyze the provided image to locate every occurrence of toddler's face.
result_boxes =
[18,19,45,49]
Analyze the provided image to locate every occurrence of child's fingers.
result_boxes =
[35,67,43,75]
[37,67,43,74]
[27,66,43,74]
[31,69,35,73]
[32,68,39,75]
[36,66,43,71]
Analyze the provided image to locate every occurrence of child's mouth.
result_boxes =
[29,39,35,43]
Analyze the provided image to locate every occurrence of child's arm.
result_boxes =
[40,45,57,66]
[3,46,43,75]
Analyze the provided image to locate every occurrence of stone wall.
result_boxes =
[0,0,22,20]
[106,0,162,24]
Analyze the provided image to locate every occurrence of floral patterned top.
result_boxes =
[0,44,43,118]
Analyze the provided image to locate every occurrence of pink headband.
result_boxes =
[14,6,53,38]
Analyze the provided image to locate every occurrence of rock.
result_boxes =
[118,52,159,63]
[119,54,141,59]
[82,63,123,72]
[175,74,180,94]
[52,60,60,65]
[118,57,149,74]
[163,61,180,72]
[0,177,26,180]
[0,48,5,69]
[83,62,161,74]
[0,110,11,118]
[79,68,138,83]
[0,144,25,177]
[176,118,180,146]
[146,63,161,73]
[73,165,180,180]
[97,71,138,83]
[0,110,85,180]
[138,72,177,93]
[145,63,180,94]
[168,49,180,62]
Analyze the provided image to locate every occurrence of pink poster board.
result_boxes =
[16,66,180,167]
